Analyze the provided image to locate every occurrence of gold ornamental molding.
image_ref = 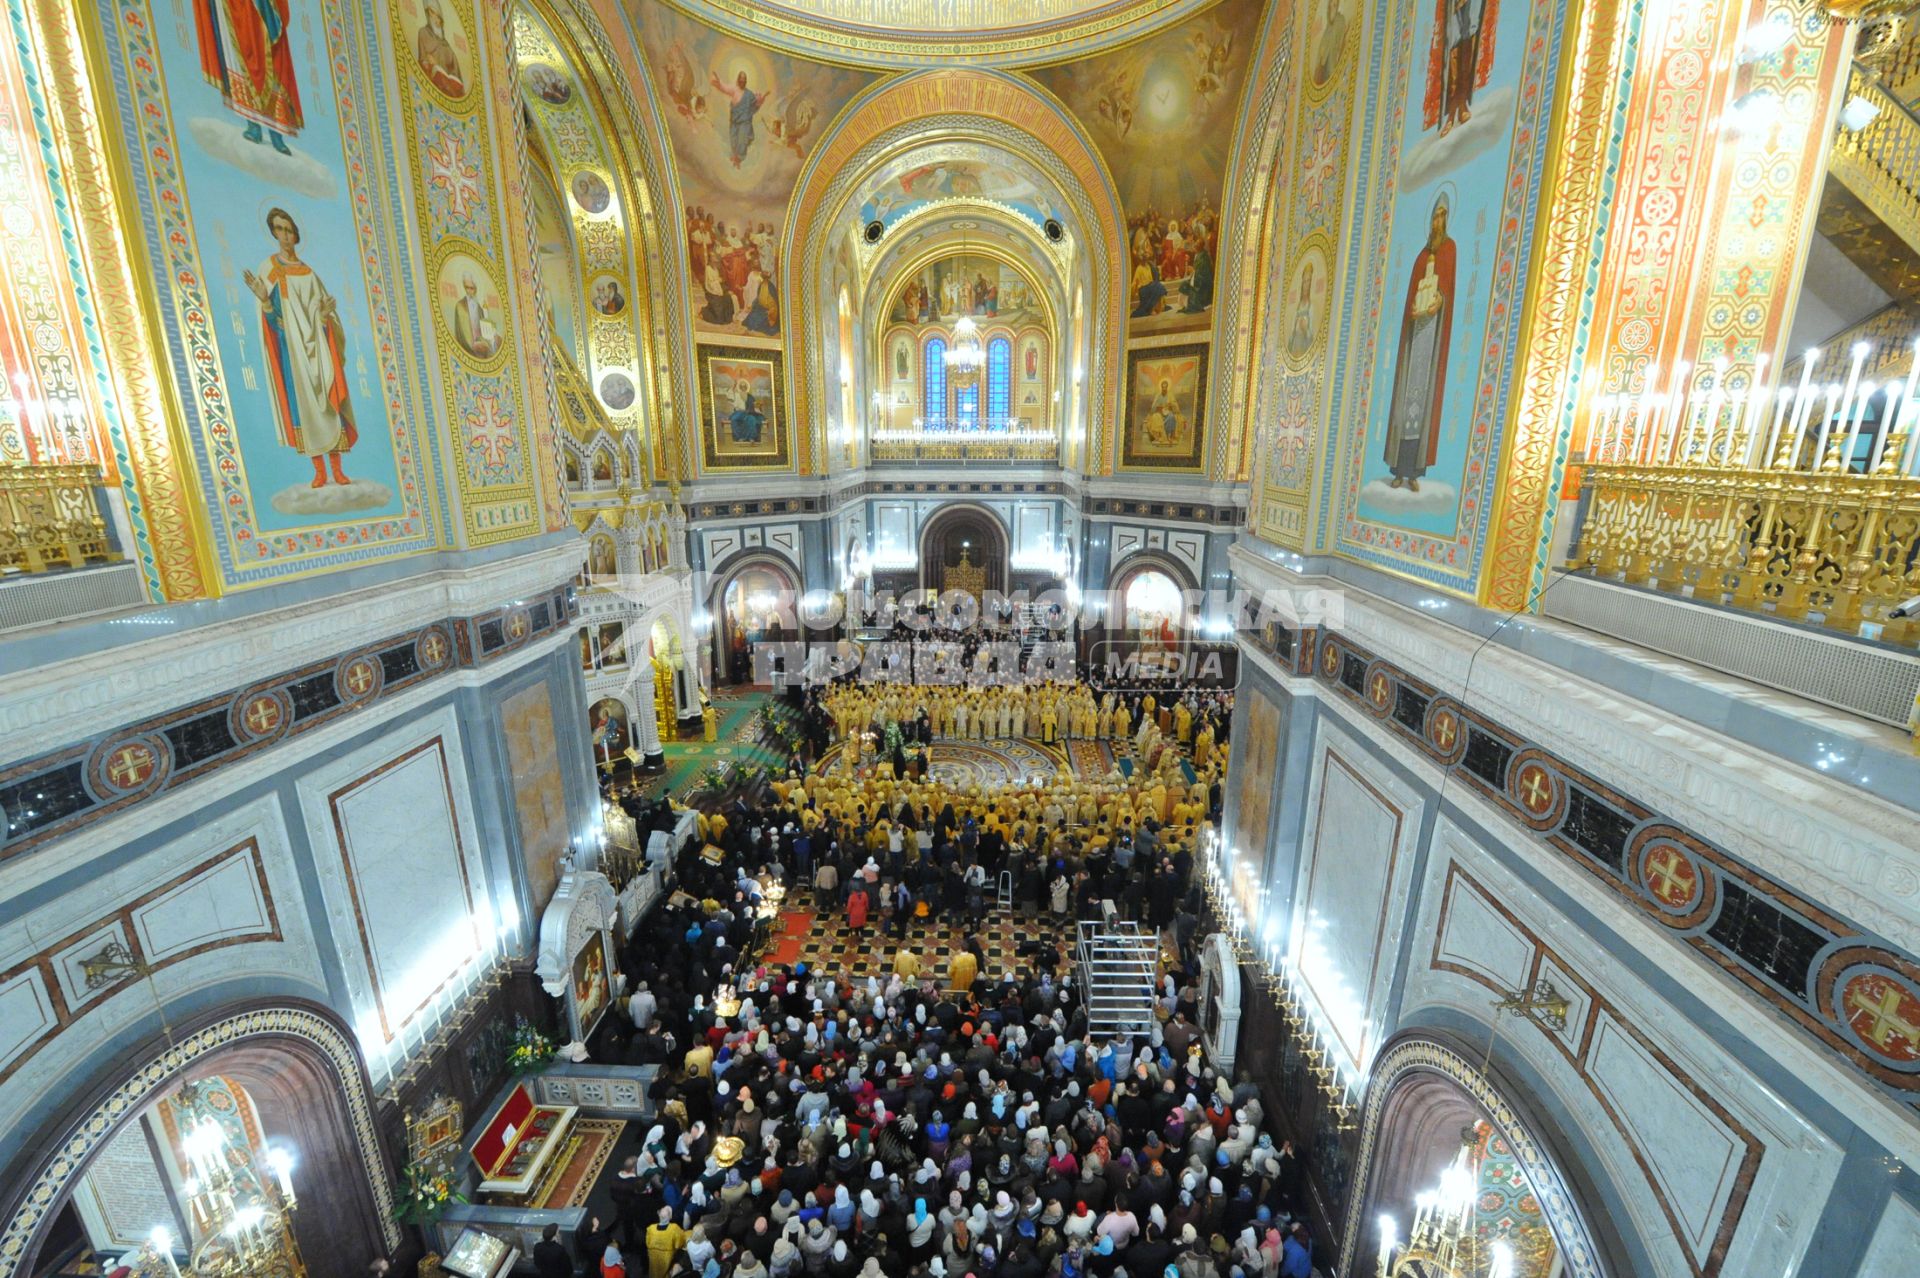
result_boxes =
[1481,0,1637,613]
[785,69,1128,475]
[1828,62,1920,258]
[648,0,1213,69]
[20,0,219,601]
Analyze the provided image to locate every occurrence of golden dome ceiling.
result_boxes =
[645,0,1214,67]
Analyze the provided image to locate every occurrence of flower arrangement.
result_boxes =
[392,1162,467,1225]
[507,1022,556,1074]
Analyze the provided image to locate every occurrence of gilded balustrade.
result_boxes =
[1573,432,1920,647]
[868,431,1058,464]
[0,463,116,575]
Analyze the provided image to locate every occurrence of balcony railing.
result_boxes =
[868,419,1057,464]
[1571,351,1920,647]
[1829,62,1920,258]
[0,463,115,576]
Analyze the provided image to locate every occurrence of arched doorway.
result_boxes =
[1347,1038,1607,1278]
[588,695,633,770]
[709,556,798,686]
[1112,559,1190,668]
[4,1003,396,1278]
[918,504,1008,602]
[650,614,694,718]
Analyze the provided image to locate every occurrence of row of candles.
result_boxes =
[1199,831,1361,1104]
[1584,342,1920,475]
[4,373,97,467]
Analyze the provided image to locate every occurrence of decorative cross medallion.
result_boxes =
[107,742,156,789]
[344,660,376,697]
[243,695,282,735]
[1843,974,1920,1061]
[1643,845,1699,909]
[1515,762,1554,817]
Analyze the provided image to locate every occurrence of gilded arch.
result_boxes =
[514,0,689,480]
[785,70,1129,475]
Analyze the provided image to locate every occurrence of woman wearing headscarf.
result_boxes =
[798,1218,835,1275]
[906,1197,938,1264]
[600,1240,628,1278]
[827,1183,856,1231]
[769,1219,803,1278]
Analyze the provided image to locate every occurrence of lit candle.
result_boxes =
[1696,359,1728,462]
[1739,353,1771,455]
[1716,386,1745,464]
[1612,391,1634,462]
[1784,351,1820,468]
[1871,386,1902,474]
[1843,381,1878,474]
[1812,383,1842,468]
[1760,385,1793,469]
[1661,362,1692,466]
[1625,362,1656,464]
[1834,342,1870,452]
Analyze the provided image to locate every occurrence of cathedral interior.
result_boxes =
[3,0,1920,1276]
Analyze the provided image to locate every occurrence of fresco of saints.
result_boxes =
[414,0,465,98]
[710,69,772,169]
[1312,0,1349,88]
[194,0,304,153]
[1424,0,1497,136]
[1286,261,1316,358]
[244,208,358,488]
[1145,378,1184,445]
[727,376,766,445]
[1382,194,1455,492]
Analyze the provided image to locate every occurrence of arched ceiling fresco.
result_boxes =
[855,151,1065,239]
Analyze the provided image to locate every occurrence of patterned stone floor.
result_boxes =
[764,890,1077,984]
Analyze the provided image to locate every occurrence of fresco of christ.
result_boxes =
[710,69,772,169]
[193,0,304,154]
[1423,0,1497,136]
[1382,194,1454,492]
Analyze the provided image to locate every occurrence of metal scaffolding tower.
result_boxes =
[1075,904,1160,1038]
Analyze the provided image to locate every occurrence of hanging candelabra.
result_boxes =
[1375,1138,1514,1278]
[948,314,985,391]
[171,1103,305,1278]
[1200,830,1358,1128]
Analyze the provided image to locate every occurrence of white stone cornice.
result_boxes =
[0,542,583,766]
[1311,680,1920,1171]
[0,628,569,901]
[1229,547,1920,957]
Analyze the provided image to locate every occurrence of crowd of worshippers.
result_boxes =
[575,883,1316,1278]
[813,685,1231,759]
